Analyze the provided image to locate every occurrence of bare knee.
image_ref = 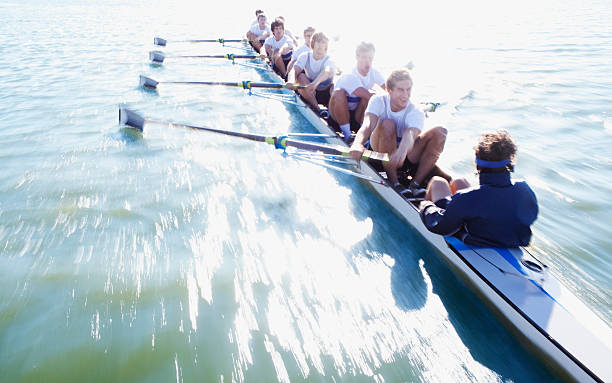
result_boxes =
[450,177,470,194]
[432,126,447,146]
[426,176,452,202]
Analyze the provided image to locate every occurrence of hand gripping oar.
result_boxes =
[139,75,305,91]
[118,108,389,164]
[154,37,245,46]
[149,51,258,64]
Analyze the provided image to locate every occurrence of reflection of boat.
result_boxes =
[126,37,612,383]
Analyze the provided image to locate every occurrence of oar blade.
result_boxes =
[139,75,159,90]
[154,37,167,46]
[149,50,165,64]
[119,108,145,132]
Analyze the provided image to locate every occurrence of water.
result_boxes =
[0,0,610,381]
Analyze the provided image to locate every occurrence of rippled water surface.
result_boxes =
[1,0,610,382]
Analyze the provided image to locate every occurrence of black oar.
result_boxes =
[149,50,258,64]
[139,75,304,91]
[118,108,389,163]
[154,37,245,46]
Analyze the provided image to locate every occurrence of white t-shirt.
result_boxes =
[365,94,424,138]
[294,51,336,81]
[249,24,271,39]
[264,35,293,52]
[290,44,311,63]
[335,67,385,110]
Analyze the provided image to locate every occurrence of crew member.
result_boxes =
[349,69,447,197]
[420,130,538,247]
[263,19,294,78]
[246,13,271,53]
[330,42,385,142]
[287,27,315,75]
[288,32,336,115]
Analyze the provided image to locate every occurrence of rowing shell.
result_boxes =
[235,43,612,382]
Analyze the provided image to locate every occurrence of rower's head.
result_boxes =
[355,42,375,75]
[474,130,517,173]
[271,20,285,40]
[311,32,329,59]
[257,13,267,28]
[386,69,413,109]
[303,27,315,48]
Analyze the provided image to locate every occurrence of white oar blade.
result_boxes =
[154,37,167,46]
[149,50,165,64]
[119,108,145,132]
[139,75,158,89]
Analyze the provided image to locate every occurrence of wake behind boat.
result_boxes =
[122,35,612,383]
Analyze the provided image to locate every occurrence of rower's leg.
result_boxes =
[450,177,470,194]
[273,55,287,77]
[329,89,350,124]
[371,119,400,184]
[407,126,447,185]
[297,73,319,112]
[354,97,369,126]
[250,38,263,53]
[425,176,452,202]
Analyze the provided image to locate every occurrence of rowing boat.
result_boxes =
[131,37,612,382]
[237,42,612,383]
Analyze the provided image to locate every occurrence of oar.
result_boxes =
[118,108,389,163]
[139,75,305,91]
[149,50,257,64]
[154,37,245,46]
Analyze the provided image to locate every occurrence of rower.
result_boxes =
[288,32,336,115]
[250,10,265,27]
[329,42,385,142]
[287,27,315,75]
[263,19,294,78]
[420,130,538,248]
[275,16,299,46]
[349,69,447,197]
[246,13,271,53]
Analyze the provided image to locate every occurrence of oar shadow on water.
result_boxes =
[117,126,144,143]
[347,183,562,382]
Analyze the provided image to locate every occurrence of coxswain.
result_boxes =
[420,130,538,248]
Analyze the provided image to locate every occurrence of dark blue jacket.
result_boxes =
[420,172,538,248]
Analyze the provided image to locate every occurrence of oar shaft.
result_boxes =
[154,37,244,46]
[139,75,304,90]
[118,108,389,162]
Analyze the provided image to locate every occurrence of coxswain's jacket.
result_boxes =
[419,172,538,248]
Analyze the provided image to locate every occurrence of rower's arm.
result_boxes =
[349,113,379,161]
[390,128,418,168]
[310,65,334,89]
[288,65,303,85]
[420,199,464,236]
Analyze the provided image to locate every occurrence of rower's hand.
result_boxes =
[305,83,317,95]
[349,142,365,162]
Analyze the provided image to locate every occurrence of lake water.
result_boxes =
[0,0,610,381]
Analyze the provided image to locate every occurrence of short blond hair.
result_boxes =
[356,42,375,56]
[311,32,329,46]
[386,69,412,90]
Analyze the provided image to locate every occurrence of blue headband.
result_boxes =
[475,157,510,168]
